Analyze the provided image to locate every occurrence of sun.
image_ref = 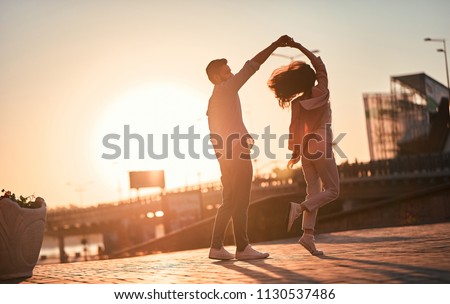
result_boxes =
[91,82,221,202]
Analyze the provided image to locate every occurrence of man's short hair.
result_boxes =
[206,58,227,83]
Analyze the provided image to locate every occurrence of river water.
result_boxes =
[38,234,103,264]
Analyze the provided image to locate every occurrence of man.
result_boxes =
[206,35,292,260]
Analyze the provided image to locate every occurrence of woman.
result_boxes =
[267,39,339,255]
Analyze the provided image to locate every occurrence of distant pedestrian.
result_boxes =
[267,38,340,255]
[206,35,293,260]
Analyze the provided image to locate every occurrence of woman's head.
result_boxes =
[267,61,317,108]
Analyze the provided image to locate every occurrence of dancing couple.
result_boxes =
[205,35,339,260]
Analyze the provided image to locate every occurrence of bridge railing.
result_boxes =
[48,152,450,217]
[338,152,450,179]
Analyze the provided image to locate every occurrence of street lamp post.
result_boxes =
[271,49,319,61]
[424,37,450,99]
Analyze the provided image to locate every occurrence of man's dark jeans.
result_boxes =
[210,144,253,251]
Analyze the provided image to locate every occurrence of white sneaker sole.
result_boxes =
[209,255,234,260]
[236,252,269,260]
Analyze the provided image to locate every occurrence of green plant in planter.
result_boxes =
[1,189,40,209]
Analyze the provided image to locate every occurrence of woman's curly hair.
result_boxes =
[267,61,317,109]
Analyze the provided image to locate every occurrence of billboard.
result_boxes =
[129,170,165,189]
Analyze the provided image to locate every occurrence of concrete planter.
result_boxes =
[0,197,46,280]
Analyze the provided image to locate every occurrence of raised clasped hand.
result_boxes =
[276,35,294,47]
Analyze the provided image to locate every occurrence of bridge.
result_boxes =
[45,152,450,262]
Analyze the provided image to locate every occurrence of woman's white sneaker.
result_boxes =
[298,234,324,256]
[287,202,302,231]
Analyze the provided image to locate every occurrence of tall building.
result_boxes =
[364,73,449,160]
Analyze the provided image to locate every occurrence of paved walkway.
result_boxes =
[18,222,450,283]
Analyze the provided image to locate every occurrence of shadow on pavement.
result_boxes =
[0,277,29,284]
[318,255,450,283]
[212,259,320,284]
[317,235,411,244]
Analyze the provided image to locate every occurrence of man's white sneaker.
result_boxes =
[235,245,269,260]
[287,202,302,232]
[209,247,235,260]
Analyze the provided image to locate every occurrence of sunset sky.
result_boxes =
[1,0,449,208]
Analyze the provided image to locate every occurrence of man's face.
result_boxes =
[215,64,233,83]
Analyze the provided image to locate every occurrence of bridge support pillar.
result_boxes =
[58,235,68,263]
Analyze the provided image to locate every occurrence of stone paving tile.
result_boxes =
[14,222,450,284]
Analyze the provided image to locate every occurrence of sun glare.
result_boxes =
[91,83,220,202]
